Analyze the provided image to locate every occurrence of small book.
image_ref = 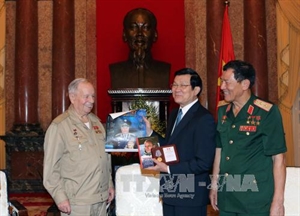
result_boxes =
[136,136,160,169]
[151,144,179,165]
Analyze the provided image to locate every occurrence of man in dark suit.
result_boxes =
[146,68,216,216]
[109,8,170,89]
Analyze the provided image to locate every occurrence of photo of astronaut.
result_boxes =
[105,109,147,152]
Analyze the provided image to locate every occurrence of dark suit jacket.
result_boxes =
[155,101,216,207]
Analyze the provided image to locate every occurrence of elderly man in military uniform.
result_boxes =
[43,78,114,215]
[114,119,136,149]
[209,60,286,216]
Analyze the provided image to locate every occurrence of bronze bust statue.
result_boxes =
[109,8,171,89]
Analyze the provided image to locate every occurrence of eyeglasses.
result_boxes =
[170,83,191,89]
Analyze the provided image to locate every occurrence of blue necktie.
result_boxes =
[174,109,182,127]
[171,109,182,135]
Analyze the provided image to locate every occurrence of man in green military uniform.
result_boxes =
[209,60,286,216]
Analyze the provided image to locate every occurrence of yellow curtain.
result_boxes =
[276,0,300,166]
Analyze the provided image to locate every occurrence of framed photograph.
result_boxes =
[136,136,160,169]
[105,109,147,152]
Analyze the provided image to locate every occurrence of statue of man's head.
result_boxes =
[123,8,158,68]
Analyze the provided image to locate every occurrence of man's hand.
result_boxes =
[146,158,168,173]
[270,200,284,216]
[209,189,219,211]
[107,187,115,203]
[57,199,71,215]
[143,117,153,136]
[270,153,285,216]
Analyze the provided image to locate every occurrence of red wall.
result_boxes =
[96,0,185,121]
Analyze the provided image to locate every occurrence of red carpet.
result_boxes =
[9,193,54,216]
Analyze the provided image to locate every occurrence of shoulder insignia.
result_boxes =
[217,100,229,107]
[53,112,69,124]
[254,99,273,112]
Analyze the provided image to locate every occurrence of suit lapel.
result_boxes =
[167,102,200,143]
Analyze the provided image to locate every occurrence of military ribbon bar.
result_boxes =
[239,125,257,132]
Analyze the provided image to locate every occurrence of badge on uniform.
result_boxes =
[246,105,261,126]
[222,104,231,124]
[73,128,83,150]
[222,115,227,124]
[239,125,257,132]
[93,125,102,134]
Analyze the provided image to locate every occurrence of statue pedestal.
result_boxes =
[0,124,46,193]
[108,88,172,122]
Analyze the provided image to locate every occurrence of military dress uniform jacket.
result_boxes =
[43,105,113,206]
[216,94,287,214]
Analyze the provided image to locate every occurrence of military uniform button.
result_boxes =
[246,132,250,135]
[229,140,233,144]
[225,173,229,177]
[232,125,236,128]
[226,156,230,160]
[253,180,257,184]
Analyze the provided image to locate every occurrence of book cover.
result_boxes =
[105,109,147,152]
[136,136,160,169]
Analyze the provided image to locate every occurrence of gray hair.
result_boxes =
[68,78,89,94]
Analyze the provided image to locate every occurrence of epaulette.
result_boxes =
[254,99,273,112]
[217,100,229,107]
[53,112,69,124]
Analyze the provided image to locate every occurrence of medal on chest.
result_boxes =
[241,105,261,133]
[222,104,231,124]
[93,125,102,134]
[73,128,83,150]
